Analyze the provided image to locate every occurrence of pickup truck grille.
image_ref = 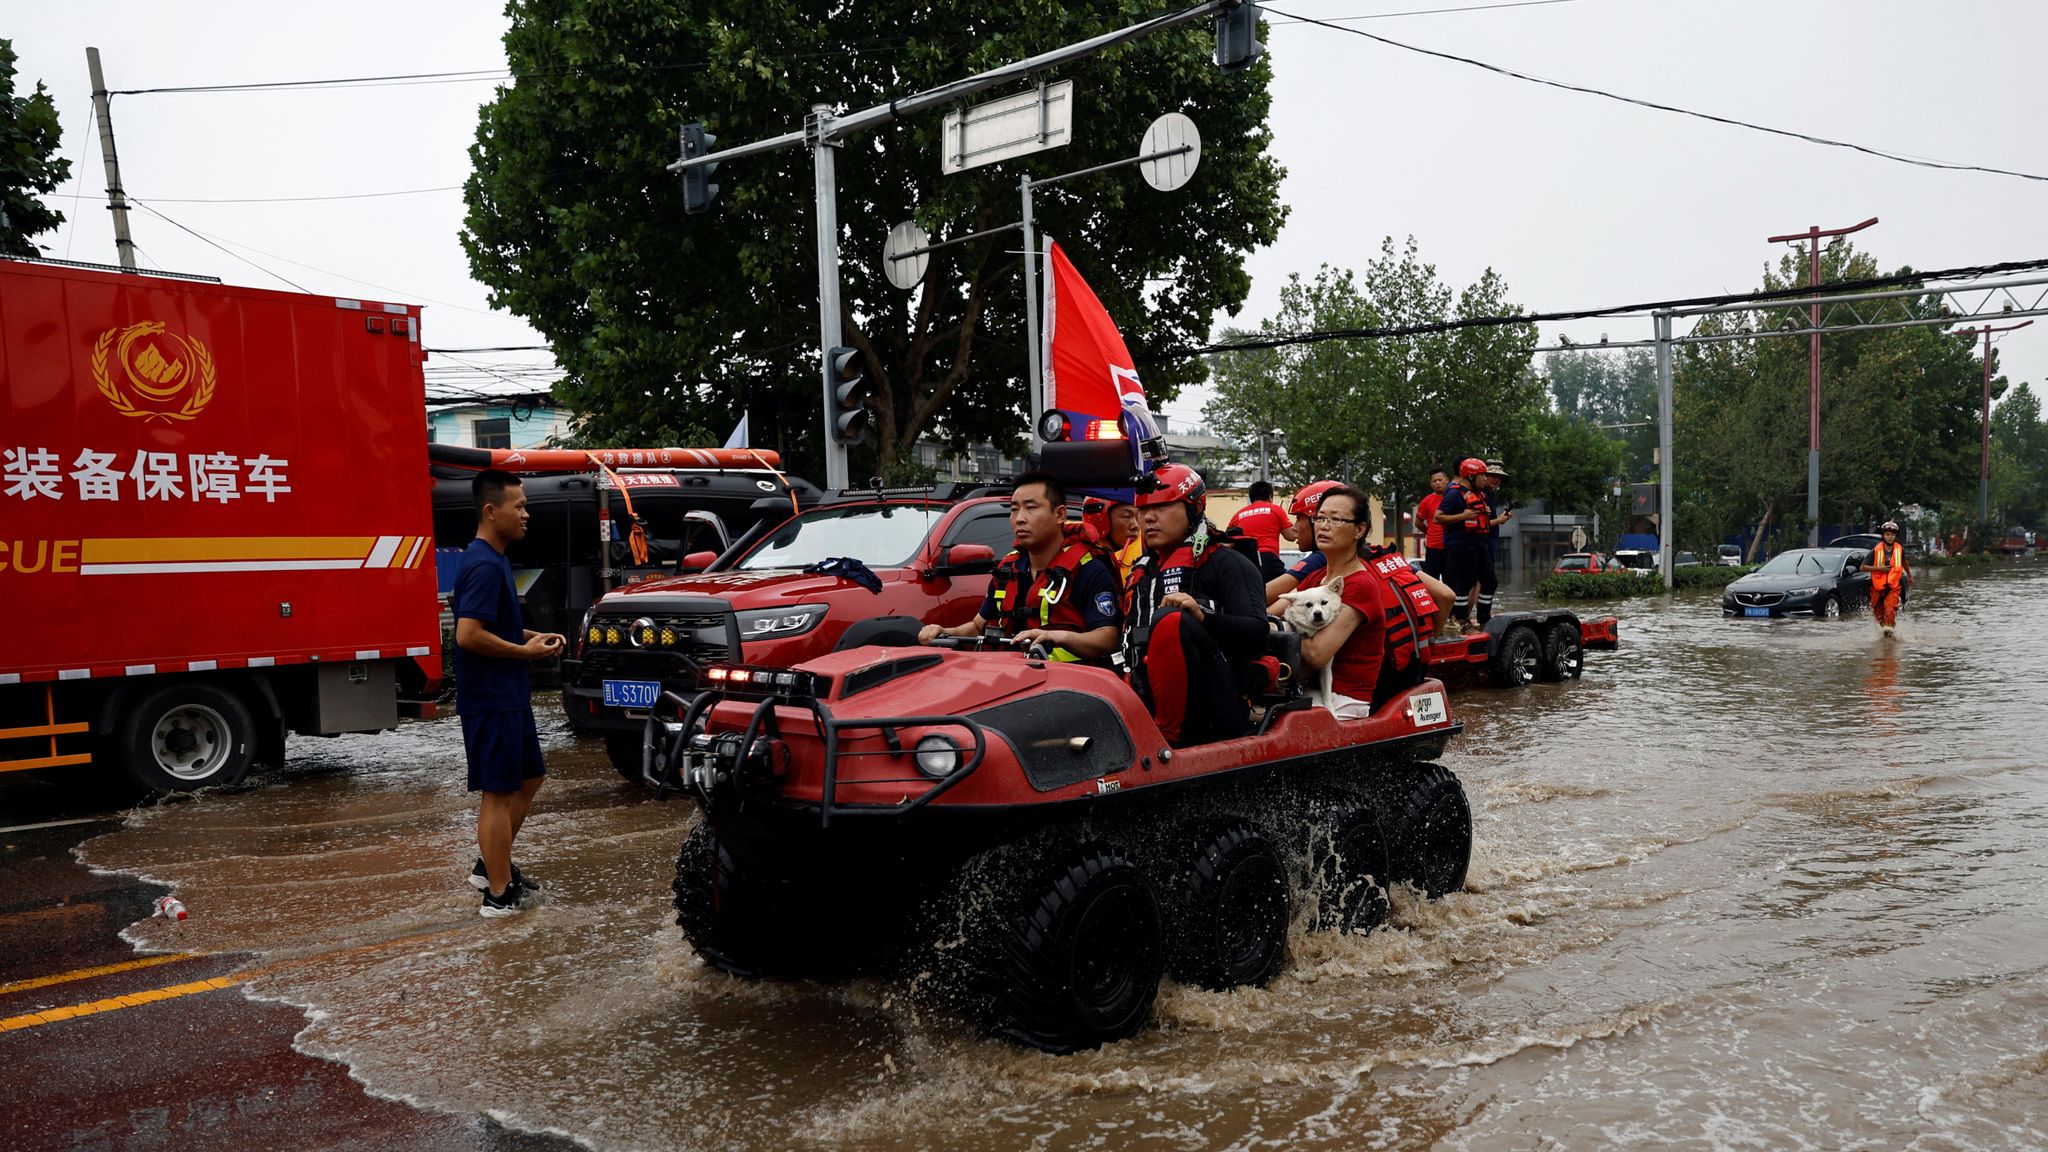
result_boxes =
[582,601,737,677]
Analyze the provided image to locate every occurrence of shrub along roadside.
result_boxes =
[1671,564,1749,590]
[1537,572,1646,600]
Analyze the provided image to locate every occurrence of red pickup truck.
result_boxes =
[562,487,1014,778]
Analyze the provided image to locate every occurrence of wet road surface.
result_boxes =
[7,560,2047,1149]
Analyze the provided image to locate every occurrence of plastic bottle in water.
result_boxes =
[153,895,187,922]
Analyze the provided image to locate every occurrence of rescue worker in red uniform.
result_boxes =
[1414,466,1450,579]
[1287,487,1436,715]
[1229,480,1291,582]
[1435,458,1497,632]
[1122,463,1269,746]
[1269,483,1455,639]
[1869,520,1910,637]
[919,471,1121,663]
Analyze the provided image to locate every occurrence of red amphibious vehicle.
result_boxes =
[645,604,1474,1050]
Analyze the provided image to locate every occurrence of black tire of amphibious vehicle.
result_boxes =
[1379,763,1473,898]
[604,730,645,783]
[1539,619,1584,681]
[996,848,1165,1054]
[1169,821,1291,991]
[1490,624,1542,689]
[1308,796,1392,936]
[672,823,795,978]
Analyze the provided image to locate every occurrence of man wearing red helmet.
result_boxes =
[1435,457,1499,632]
[1121,463,1269,747]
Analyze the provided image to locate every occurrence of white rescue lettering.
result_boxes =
[2,445,292,503]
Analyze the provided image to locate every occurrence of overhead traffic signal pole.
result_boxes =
[669,0,1258,489]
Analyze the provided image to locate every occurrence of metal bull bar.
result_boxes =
[643,689,989,827]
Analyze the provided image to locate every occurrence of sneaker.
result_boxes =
[479,886,524,918]
[468,858,541,895]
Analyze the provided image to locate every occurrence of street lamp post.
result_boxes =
[1257,427,1281,481]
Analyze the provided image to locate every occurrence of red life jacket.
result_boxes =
[989,528,1116,659]
[1363,545,1434,672]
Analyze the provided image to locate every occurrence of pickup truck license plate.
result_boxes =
[1743,606,1771,618]
[602,679,662,708]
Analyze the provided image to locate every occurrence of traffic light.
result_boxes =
[1215,1,1263,73]
[825,345,870,445]
[680,122,720,215]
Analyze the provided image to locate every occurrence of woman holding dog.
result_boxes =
[1286,487,1389,720]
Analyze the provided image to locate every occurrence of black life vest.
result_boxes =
[1363,545,1433,673]
[1119,526,1228,674]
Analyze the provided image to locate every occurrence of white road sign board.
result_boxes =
[941,80,1074,175]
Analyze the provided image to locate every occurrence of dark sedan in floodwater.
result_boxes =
[1722,547,1872,619]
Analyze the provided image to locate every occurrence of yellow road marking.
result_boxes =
[0,922,475,1035]
[0,952,197,996]
[0,974,241,1032]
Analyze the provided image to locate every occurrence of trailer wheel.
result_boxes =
[1308,796,1390,935]
[1380,763,1472,898]
[1540,620,1584,681]
[1170,821,1290,991]
[672,823,792,978]
[603,731,646,783]
[117,682,256,794]
[1489,625,1542,689]
[996,848,1163,1054]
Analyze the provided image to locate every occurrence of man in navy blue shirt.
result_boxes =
[453,469,565,917]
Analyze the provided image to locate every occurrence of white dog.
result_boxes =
[1276,585,1343,708]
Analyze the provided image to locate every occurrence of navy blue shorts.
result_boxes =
[461,709,546,794]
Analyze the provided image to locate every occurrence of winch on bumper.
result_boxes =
[641,668,991,824]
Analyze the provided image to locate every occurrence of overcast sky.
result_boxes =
[12,0,2046,428]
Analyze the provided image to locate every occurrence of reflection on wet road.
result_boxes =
[77,563,2048,1149]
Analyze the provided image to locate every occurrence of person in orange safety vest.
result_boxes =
[1869,520,1911,637]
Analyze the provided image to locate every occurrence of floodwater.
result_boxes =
[82,562,2048,1150]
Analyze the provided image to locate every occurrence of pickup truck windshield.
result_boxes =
[735,503,946,571]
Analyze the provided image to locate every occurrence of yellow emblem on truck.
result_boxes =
[92,321,217,423]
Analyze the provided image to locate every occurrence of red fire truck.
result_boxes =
[0,257,443,794]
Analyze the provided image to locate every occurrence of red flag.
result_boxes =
[1043,240,1146,426]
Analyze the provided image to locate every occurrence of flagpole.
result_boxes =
[1021,173,1043,451]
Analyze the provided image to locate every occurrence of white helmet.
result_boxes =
[1880,521,1900,532]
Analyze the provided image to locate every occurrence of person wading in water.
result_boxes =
[1869,520,1911,638]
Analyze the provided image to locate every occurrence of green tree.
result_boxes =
[461,0,1285,479]
[1202,237,1538,528]
[1671,242,1985,553]
[0,39,71,257]
[1991,379,2048,526]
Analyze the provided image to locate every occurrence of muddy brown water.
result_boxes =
[81,563,2048,1150]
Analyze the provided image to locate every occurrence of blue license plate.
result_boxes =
[602,679,662,709]
[1743,606,1771,618]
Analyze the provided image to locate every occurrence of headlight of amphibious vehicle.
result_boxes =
[914,734,961,779]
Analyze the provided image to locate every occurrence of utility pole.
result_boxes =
[84,48,137,271]
[1953,319,2033,528]
[1766,216,1878,546]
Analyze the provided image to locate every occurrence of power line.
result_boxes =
[1268,0,1586,26]
[1170,257,2048,359]
[1269,6,2048,184]
[138,184,465,204]
[126,200,312,293]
